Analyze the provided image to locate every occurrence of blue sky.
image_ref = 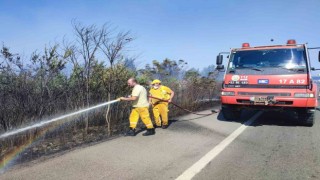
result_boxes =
[0,0,320,71]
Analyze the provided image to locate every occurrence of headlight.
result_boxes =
[294,93,314,98]
[221,91,235,96]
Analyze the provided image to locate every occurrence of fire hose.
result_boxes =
[148,96,218,116]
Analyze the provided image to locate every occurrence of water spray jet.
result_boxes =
[0,99,120,139]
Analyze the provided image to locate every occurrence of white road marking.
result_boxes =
[176,111,263,180]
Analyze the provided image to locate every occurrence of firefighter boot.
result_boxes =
[153,124,161,128]
[142,128,155,136]
[125,128,136,136]
[162,125,168,129]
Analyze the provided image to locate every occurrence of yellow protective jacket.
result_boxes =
[149,85,172,105]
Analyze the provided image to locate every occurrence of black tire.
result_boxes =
[297,109,315,127]
[221,106,241,120]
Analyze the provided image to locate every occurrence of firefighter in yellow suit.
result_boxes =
[119,78,155,136]
[149,79,175,129]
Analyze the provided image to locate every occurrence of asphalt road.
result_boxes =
[1,108,320,180]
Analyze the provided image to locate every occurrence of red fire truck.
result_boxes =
[216,40,319,126]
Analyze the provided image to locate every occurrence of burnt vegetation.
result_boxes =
[0,22,220,168]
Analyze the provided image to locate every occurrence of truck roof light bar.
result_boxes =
[242,43,250,48]
[287,39,296,45]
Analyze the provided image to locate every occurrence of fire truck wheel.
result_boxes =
[297,109,315,127]
[221,106,241,120]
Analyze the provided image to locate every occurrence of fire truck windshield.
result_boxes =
[228,48,307,74]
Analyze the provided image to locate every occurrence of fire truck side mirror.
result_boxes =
[216,55,223,65]
[318,51,320,62]
[216,65,225,70]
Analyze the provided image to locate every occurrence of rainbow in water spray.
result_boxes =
[0,99,120,139]
[0,99,120,172]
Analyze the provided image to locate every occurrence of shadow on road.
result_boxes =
[170,114,213,122]
[250,111,301,127]
[217,110,301,127]
[167,115,211,129]
[217,110,256,124]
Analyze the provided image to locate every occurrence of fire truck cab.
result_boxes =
[216,40,319,126]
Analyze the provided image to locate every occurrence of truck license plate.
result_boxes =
[253,96,274,105]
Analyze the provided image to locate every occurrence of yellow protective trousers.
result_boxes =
[152,103,169,126]
[129,107,154,129]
